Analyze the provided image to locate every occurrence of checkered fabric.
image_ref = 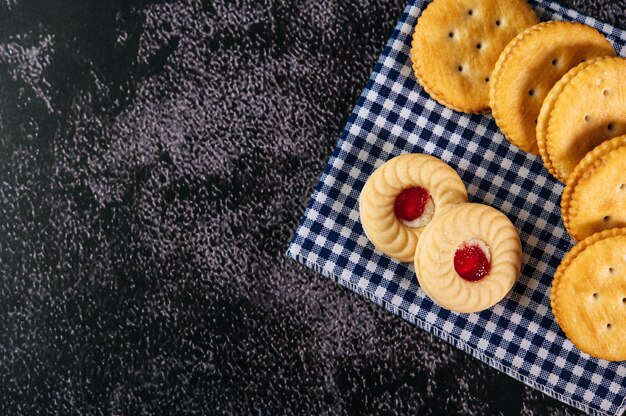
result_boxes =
[286,1,626,414]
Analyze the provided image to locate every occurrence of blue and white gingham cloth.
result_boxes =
[287,1,626,414]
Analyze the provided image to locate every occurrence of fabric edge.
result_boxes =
[285,246,616,416]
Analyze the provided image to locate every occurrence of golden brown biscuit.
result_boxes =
[543,57,626,182]
[491,22,615,154]
[562,136,626,242]
[414,203,522,313]
[536,56,613,177]
[551,228,626,361]
[410,0,538,113]
[359,154,468,263]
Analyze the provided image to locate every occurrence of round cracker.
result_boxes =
[491,22,615,154]
[562,135,626,242]
[544,57,626,182]
[410,0,538,114]
[551,228,626,361]
[537,56,613,177]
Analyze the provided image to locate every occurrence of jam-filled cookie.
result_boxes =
[562,135,626,242]
[551,228,626,361]
[415,203,522,313]
[359,154,468,263]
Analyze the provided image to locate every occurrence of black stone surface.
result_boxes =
[1,0,624,414]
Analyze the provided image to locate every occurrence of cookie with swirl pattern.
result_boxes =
[415,203,522,313]
[359,154,468,263]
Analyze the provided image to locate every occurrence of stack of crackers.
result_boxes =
[411,0,626,361]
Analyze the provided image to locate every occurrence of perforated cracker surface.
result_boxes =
[551,229,626,362]
[562,136,626,241]
[545,57,626,182]
[411,0,538,113]
[491,21,615,154]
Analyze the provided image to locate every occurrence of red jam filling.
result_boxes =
[394,187,431,222]
[454,243,491,282]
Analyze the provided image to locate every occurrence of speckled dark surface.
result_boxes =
[1,0,624,414]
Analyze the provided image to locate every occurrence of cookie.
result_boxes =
[410,0,538,113]
[491,21,615,154]
[414,203,522,313]
[542,57,626,182]
[562,136,626,242]
[359,154,468,263]
[536,56,612,177]
[551,228,626,361]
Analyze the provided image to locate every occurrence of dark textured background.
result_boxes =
[1,0,624,414]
